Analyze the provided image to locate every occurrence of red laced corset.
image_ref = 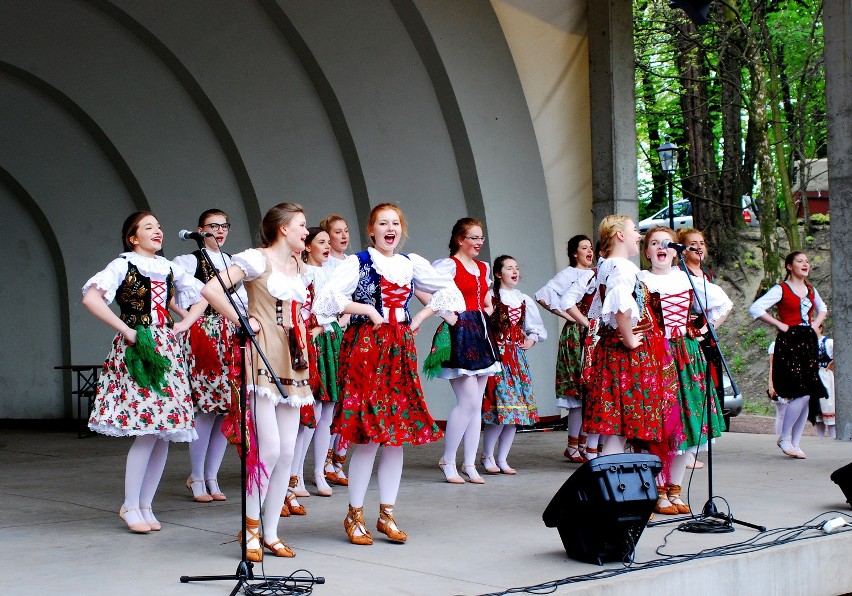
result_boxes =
[150,280,169,326]
[661,289,692,365]
[381,278,410,338]
[500,305,527,375]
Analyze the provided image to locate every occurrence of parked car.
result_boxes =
[721,371,742,430]
[638,200,693,232]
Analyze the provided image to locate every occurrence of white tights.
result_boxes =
[347,443,403,508]
[774,400,787,437]
[658,452,691,487]
[600,434,627,455]
[482,424,516,465]
[290,401,335,486]
[125,435,169,507]
[188,412,228,491]
[442,375,488,466]
[247,395,300,545]
[781,395,810,448]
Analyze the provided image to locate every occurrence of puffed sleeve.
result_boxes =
[431,257,456,278]
[313,254,361,318]
[690,272,732,325]
[748,284,782,319]
[522,293,547,342]
[231,248,268,282]
[172,253,201,309]
[558,270,595,312]
[81,257,129,304]
[411,254,465,313]
[813,287,827,313]
[535,268,574,309]
[825,338,834,360]
[170,260,205,303]
[598,259,640,329]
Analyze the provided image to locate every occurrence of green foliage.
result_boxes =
[741,328,771,351]
[812,213,830,224]
[743,400,774,417]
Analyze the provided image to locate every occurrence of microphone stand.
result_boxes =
[177,240,324,594]
[672,249,766,534]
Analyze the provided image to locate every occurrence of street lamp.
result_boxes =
[656,136,680,230]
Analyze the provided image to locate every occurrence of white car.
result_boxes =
[638,200,693,232]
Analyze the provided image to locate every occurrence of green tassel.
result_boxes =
[125,326,171,394]
[422,322,452,380]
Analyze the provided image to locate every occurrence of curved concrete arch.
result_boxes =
[0,166,68,417]
[0,61,148,212]
[391,0,486,228]
[257,0,370,237]
[86,0,261,230]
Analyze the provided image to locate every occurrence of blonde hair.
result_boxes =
[367,203,408,248]
[597,214,630,258]
[320,214,347,233]
[677,227,704,245]
[258,203,304,248]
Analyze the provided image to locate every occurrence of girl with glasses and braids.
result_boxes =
[429,218,501,485]
[173,208,248,504]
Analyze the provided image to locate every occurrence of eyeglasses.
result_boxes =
[204,223,231,231]
[464,236,485,242]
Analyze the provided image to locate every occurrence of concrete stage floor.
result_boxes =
[1,425,851,595]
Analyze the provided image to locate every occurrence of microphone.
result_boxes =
[661,239,697,252]
[178,230,213,242]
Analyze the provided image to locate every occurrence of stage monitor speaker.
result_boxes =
[543,453,661,566]
[830,462,852,508]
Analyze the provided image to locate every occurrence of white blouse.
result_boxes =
[493,288,547,342]
[432,257,493,289]
[172,249,248,311]
[588,257,640,330]
[748,282,826,324]
[231,248,308,304]
[302,264,337,326]
[82,252,204,326]
[637,268,732,338]
[314,247,464,321]
[535,266,596,312]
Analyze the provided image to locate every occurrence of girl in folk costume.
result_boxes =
[82,212,207,533]
[202,203,314,561]
[638,227,732,515]
[284,228,338,519]
[815,325,836,438]
[481,255,546,474]
[173,208,248,504]
[677,228,720,469]
[582,216,673,458]
[431,218,501,485]
[749,251,828,459]
[319,214,351,487]
[535,234,600,462]
[314,203,463,545]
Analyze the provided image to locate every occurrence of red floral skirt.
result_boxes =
[582,332,667,442]
[332,323,443,446]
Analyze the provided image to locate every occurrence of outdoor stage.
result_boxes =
[1,423,851,595]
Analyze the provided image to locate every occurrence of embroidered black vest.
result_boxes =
[117,260,175,328]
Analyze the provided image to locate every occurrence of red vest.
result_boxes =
[451,256,488,311]
[776,281,815,326]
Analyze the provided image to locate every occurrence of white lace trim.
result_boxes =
[88,422,198,443]
[428,286,465,313]
[367,247,413,287]
[248,384,315,408]
[121,252,175,276]
[314,291,350,319]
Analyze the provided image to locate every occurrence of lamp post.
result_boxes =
[656,136,679,230]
